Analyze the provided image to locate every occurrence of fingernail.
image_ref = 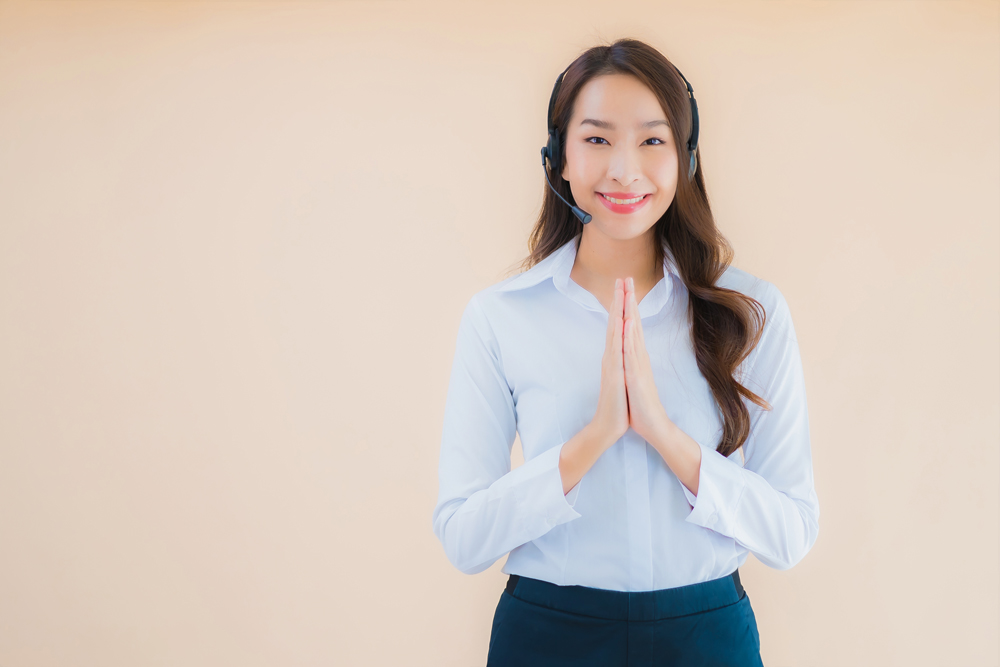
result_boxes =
[627,277,634,289]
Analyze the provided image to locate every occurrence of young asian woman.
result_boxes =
[432,38,819,667]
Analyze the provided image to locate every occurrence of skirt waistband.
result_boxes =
[504,569,745,622]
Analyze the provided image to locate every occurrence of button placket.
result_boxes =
[623,431,654,591]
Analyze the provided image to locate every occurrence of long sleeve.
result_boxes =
[679,284,820,571]
[432,295,583,575]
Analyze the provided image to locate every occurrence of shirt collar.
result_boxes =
[497,233,682,318]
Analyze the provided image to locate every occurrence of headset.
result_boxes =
[539,62,700,225]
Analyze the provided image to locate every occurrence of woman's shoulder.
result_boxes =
[463,255,561,315]
[460,273,531,318]
[453,270,541,341]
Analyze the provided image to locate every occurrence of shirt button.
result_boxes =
[708,513,718,525]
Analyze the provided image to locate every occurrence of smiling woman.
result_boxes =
[566,75,678,220]
[432,37,818,667]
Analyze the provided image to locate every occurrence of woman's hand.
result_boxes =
[622,276,673,445]
[589,278,630,447]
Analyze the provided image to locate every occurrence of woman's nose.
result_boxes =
[606,145,642,186]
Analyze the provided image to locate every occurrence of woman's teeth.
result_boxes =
[602,194,646,205]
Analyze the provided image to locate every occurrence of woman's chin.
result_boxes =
[588,218,657,240]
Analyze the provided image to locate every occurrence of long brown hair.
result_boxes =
[521,38,771,457]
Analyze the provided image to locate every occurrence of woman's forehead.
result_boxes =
[570,74,668,126]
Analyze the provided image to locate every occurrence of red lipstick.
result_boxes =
[596,191,651,214]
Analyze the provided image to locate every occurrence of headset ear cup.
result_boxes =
[546,128,562,178]
[545,129,559,176]
[688,150,697,180]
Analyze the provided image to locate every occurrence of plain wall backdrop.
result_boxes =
[0,1,997,665]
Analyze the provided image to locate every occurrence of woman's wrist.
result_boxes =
[584,419,621,452]
[645,411,678,455]
[558,421,617,495]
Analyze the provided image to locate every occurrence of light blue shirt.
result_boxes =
[432,233,819,591]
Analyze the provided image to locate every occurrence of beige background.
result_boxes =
[0,1,997,665]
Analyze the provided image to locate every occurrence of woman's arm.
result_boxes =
[560,278,630,493]
[431,296,585,575]
[652,282,820,571]
[559,422,615,495]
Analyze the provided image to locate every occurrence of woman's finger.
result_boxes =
[626,277,639,323]
[634,303,646,351]
[625,277,646,352]
[613,300,624,362]
[623,317,633,359]
[614,282,624,356]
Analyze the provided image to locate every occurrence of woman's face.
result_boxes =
[560,73,679,242]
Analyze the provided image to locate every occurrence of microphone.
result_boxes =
[540,148,592,224]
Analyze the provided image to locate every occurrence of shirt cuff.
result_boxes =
[682,440,746,537]
[517,440,583,527]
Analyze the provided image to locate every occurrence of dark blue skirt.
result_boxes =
[487,569,763,667]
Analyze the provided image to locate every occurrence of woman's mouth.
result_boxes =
[597,192,651,214]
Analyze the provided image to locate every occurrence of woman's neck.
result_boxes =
[569,228,663,312]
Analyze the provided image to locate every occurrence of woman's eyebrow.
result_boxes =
[580,118,670,130]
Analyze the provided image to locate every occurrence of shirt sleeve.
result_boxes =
[432,295,583,575]
[679,284,820,571]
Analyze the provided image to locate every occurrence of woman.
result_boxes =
[432,38,819,666]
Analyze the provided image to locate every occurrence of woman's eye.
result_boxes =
[586,137,665,146]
